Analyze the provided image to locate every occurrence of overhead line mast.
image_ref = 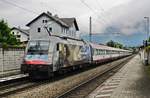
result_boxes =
[89,16,92,42]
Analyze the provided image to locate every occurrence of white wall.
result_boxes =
[29,15,77,40]
[68,23,76,38]
[11,29,28,42]
[0,48,25,72]
[21,33,28,42]
[29,15,63,40]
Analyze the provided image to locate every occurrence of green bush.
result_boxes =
[2,42,8,49]
[0,19,20,46]
[145,46,150,52]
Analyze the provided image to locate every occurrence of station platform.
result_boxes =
[88,55,150,98]
[0,69,28,82]
[0,69,20,78]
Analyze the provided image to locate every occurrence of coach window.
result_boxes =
[94,49,96,55]
[101,50,104,55]
[97,49,99,55]
[108,50,110,54]
[110,50,112,54]
[108,51,110,54]
[106,50,108,54]
[100,50,102,55]
[102,50,105,55]
[96,49,98,55]
[99,50,101,55]
[95,49,97,55]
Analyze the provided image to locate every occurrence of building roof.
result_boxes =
[26,12,69,28]
[60,18,79,30]
[26,12,79,30]
[11,27,29,36]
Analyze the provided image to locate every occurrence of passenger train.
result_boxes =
[21,36,132,78]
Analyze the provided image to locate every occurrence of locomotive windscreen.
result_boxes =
[24,40,51,65]
[27,40,50,54]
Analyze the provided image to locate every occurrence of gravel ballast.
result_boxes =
[7,57,129,98]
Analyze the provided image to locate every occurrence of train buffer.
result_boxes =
[87,55,150,98]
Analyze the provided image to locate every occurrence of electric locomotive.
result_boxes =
[21,36,92,78]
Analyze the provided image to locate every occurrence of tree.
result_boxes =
[148,37,150,42]
[0,19,19,46]
[106,40,123,49]
[106,40,115,47]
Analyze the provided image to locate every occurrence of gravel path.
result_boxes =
[7,58,128,98]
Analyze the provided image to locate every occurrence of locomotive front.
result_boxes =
[21,40,53,77]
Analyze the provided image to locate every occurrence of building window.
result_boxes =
[49,27,52,32]
[17,35,21,38]
[45,20,48,23]
[38,27,41,32]
[64,28,66,33]
[62,28,64,33]
[43,20,48,23]
[61,28,63,32]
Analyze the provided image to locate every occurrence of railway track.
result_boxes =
[0,77,56,97]
[0,56,134,98]
[0,76,36,97]
[56,55,134,98]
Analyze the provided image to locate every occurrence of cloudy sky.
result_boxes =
[0,0,149,46]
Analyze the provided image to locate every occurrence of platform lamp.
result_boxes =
[144,16,150,65]
[144,17,149,41]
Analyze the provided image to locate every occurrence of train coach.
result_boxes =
[90,43,131,64]
[21,36,132,78]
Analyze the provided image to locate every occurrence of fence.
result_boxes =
[0,47,25,73]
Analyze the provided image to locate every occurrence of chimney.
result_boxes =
[54,14,59,18]
[47,11,52,16]
[18,26,21,29]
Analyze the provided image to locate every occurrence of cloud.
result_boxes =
[0,0,149,36]
[76,0,150,36]
[99,0,150,35]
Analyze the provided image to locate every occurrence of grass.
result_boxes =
[145,65,150,78]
